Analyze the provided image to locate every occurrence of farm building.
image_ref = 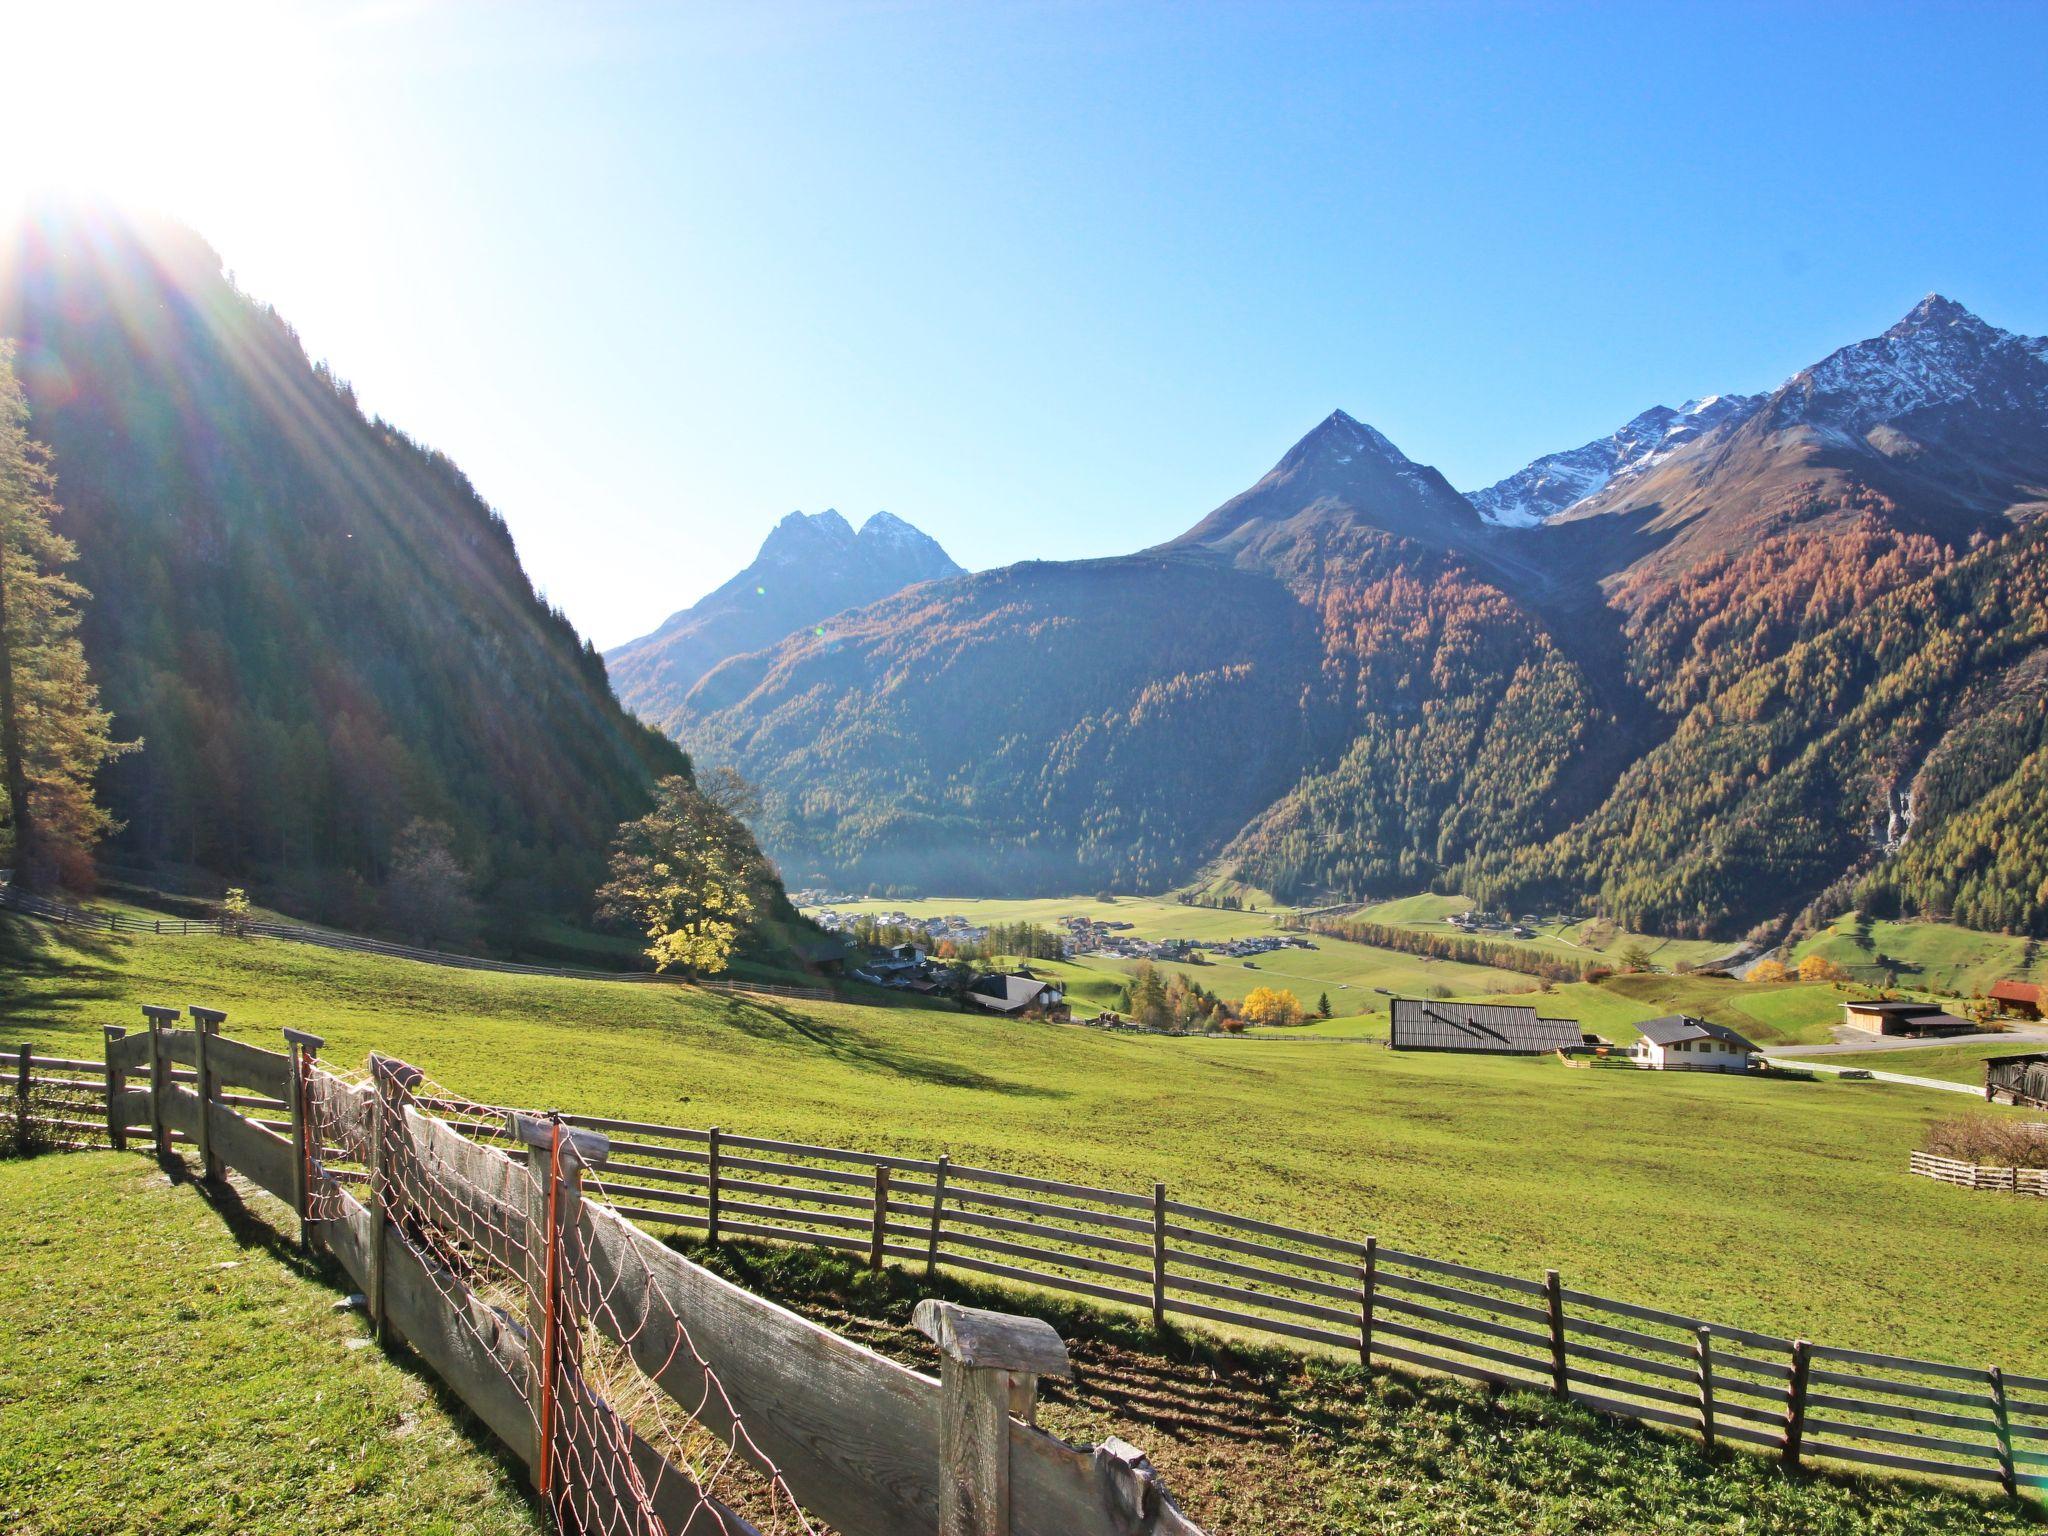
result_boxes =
[1626,1015,1760,1073]
[1987,1053,2048,1108]
[1388,1000,1582,1055]
[1989,980,2044,1020]
[1841,999,1975,1037]
[965,973,1068,1019]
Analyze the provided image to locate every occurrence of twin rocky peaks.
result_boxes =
[650,292,2048,936]
[606,508,962,729]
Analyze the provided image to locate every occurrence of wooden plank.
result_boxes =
[1373,1292,1557,1355]
[926,1153,949,1278]
[1167,1272,1352,1328]
[579,1198,942,1536]
[560,1112,709,1142]
[940,1250,1157,1312]
[1163,1240,1355,1300]
[1566,1364,1704,1414]
[1801,1415,1999,1460]
[1695,1328,1716,1449]
[1150,1183,1167,1332]
[1359,1237,1376,1367]
[1377,1248,1551,1299]
[203,1035,292,1097]
[942,1184,1155,1237]
[1162,1198,1367,1260]
[106,1031,150,1073]
[207,1103,295,1203]
[1805,1367,1997,1409]
[1543,1271,1568,1398]
[1804,1342,1994,1383]
[1158,1219,1359,1282]
[1559,1287,1794,1353]
[724,1130,944,1174]
[1785,1340,1812,1469]
[1377,1270,1555,1328]
[1801,1387,1998,1434]
[942,1228,1154,1287]
[25,1054,105,1072]
[1165,1295,1356,1352]
[1799,1438,2005,1483]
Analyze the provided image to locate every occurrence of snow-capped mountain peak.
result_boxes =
[1770,295,2048,431]
[1464,392,1761,527]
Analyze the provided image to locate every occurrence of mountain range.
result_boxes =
[661,294,2048,938]
[606,508,960,733]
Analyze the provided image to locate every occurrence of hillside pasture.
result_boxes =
[1793,913,2048,997]
[1347,893,1737,972]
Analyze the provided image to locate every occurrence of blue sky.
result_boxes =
[11,1,2048,646]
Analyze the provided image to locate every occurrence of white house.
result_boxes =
[1628,1015,1760,1073]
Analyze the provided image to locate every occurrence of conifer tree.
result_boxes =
[0,345,129,888]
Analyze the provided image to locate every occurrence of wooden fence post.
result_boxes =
[367,1055,422,1344]
[189,1006,226,1183]
[870,1163,892,1272]
[282,1028,324,1252]
[141,1005,178,1160]
[1783,1338,1812,1468]
[14,1044,28,1150]
[1151,1182,1167,1333]
[705,1125,721,1244]
[1990,1365,2016,1498]
[927,1153,950,1278]
[509,1112,610,1498]
[102,1025,126,1151]
[1544,1270,1569,1399]
[1695,1327,1717,1450]
[913,1299,1073,1536]
[1358,1235,1377,1367]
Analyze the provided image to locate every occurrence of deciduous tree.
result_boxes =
[595,774,766,976]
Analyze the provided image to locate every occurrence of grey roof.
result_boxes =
[1847,999,1945,1014]
[966,974,1058,1012]
[1634,1014,1760,1052]
[1389,999,1582,1054]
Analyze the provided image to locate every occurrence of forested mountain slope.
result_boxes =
[679,297,2048,935]
[0,203,687,925]
[607,508,961,731]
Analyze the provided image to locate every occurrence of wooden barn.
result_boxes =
[1989,980,2044,1020]
[1840,999,1974,1037]
[1987,1053,2048,1108]
[1388,999,1583,1055]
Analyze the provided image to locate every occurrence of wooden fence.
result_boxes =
[9,1024,2048,1506]
[10,1016,1204,1536]
[1910,1151,2048,1197]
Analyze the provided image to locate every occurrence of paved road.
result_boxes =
[1774,1025,2048,1057]
[1763,1056,1983,1095]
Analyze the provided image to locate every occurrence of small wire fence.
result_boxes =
[304,1055,821,1535]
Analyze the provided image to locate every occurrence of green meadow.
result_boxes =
[0,1152,540,1535]
[5,910,2044,1377]
[1348,893,1735,971]
[1792,912,2048,997]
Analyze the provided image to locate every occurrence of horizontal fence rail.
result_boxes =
[10,1026,2047,1507]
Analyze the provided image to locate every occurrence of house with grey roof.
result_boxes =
[1387,999,1583,1055]
[965,973,1067,1019]
[1627,1015,1760,1073]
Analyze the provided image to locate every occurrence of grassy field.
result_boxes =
[1349,893,1735,972]
[5,911,2045,1377]
[1792,913,2048,997]
[1776,1038,2048,1086]
[0,1152,540,1535]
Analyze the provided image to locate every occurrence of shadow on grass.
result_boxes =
[0,912,127,1026]
[168,1156,546,1527]
[711,994,1064,1098]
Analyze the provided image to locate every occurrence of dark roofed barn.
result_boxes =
[1388,999,1583,1055]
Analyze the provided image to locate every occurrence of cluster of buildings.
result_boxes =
[809,908,993,953]
[1210,934,1317,961]
[1387,999,1764,1073]
[1444,910,1546,939]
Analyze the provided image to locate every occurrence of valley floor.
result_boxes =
[3,910,2043,1380]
